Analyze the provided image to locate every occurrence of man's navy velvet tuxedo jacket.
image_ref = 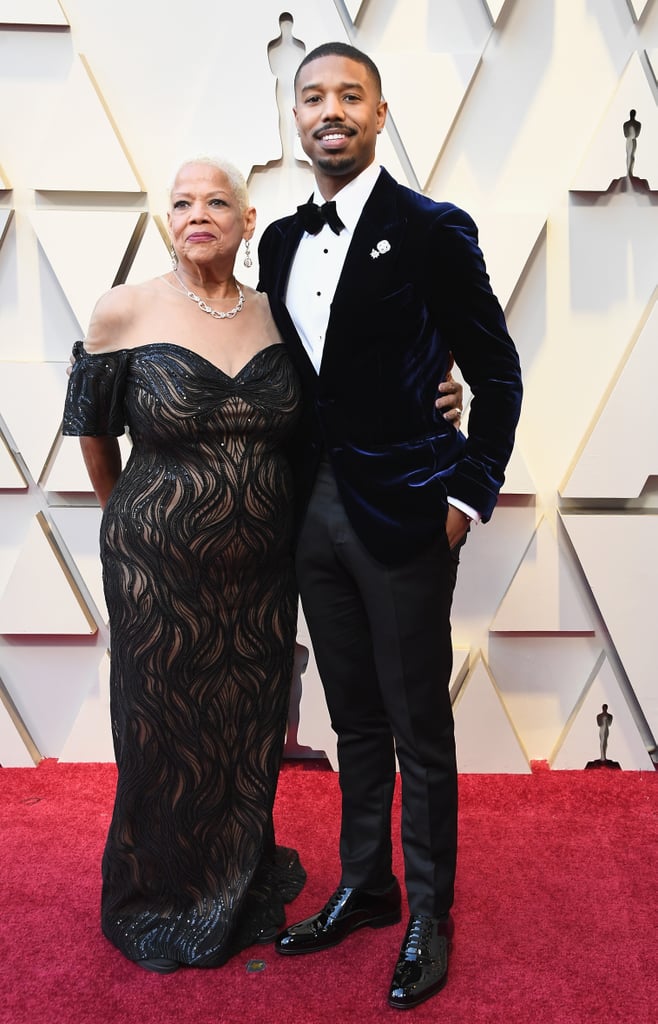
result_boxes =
[258,168,523,566]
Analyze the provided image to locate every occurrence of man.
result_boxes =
[258,42,522,1009]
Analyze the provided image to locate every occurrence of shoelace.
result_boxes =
[403,915,435,958]
[323,886,352,920]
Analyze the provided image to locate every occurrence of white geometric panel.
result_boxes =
[453,655,530,773]
[500,440,535,495]
[58,648,114,762]
[562,301,658,498]
[449,647,471,701]
[481,0,512,20]
[452,506,536,636]
[49,506,106,623]
[626,0,653,21]
[490,518,594,634]
[0,0,68,25]
[0,432,27,488]
[0,209,12,247]
[474,211,546,311]
[0,362,69,482]
[551,654,654,771]
[0,674,41,767]
[29,210,142,331]
[125,217,170,285]
[44,433,131,493]
[376,52,481,188]
[488,634,603,762]
[571,53,658,190]
[563,513,658,740]
[343,0,365,20]
[0,637,108,756]
[32,55,140,191]
[0,514,98,635]
[647,49,658,82]
[295,605,336,768]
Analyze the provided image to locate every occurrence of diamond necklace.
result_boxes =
[172,272,245,319]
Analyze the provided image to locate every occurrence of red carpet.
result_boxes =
[0,760,656,1024]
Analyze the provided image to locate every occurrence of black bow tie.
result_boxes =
[297,198,345,236]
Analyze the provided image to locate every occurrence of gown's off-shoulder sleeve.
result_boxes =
[62,341,129,436]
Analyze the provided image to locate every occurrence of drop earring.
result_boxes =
[243,239,253,269]
[169,245,178,270]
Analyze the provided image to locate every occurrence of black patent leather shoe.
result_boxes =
[275,878,402,955]
[388,913,454,1009]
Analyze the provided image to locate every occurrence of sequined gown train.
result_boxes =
[63,341,305,967]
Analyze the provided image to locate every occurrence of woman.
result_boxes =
[63,158,305,972]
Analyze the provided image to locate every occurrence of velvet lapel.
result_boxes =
[320,169,406,375]
[268,215,316,378]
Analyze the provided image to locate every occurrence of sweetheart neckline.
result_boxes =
[80,341,286,381]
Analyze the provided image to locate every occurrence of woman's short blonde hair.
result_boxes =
[169,156,250,213]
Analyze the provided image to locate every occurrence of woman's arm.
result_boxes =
[80,436,122,509]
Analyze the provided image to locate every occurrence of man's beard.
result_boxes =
[316,155,357,175]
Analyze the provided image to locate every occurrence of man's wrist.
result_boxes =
[447,497,480,523]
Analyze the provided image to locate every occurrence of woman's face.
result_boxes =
[167,163,255,268]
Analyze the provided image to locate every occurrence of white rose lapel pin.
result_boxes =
[370,239,391,260]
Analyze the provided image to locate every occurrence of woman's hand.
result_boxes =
[436,371,464,429]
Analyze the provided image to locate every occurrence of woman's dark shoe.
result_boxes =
[136,957,180,974]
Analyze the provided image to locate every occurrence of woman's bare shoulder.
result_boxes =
[83,281,157,353]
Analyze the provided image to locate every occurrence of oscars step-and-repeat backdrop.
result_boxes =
[1,0,657,772]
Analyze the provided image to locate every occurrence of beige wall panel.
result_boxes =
[0,38,139,190]
[0,362,67,481]
[344,0,365,20]
[2,0,658,766]
[499,441,536,495]
[294,607,337,768]
[551,655,654,771]
[0,638,106,755]
[488,635,602,761]
[627,0,654,24]
[54,1,347,198]
[49,507,106,622]
[358,0,491,52]
[0,433,27,489]
[490,518,595,634]
[452,506,536,643]
[0,209,12,246]
[58,648,114,762]
[472,212,546,312]
[0,697,39,767]
[374,52,481,188]
[43,433,131,493]
[0,515,97,634]
[571,54,658,191]
[0,214,83,363]
[0,0,67,25]
[125,217,170,285]
[453,656,530,773]
[0,492,44,596]
[562,301,658,498]
[482,0,512,20]
[563,514,658,740]
[29,210,142,331]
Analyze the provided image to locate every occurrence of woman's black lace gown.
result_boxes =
[63,341,305,967]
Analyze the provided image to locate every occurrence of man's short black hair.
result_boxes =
[294,42,382,98]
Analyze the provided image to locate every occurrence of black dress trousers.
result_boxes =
[295,459,463,917]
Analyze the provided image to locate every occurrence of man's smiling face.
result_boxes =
[293,54,387,197]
